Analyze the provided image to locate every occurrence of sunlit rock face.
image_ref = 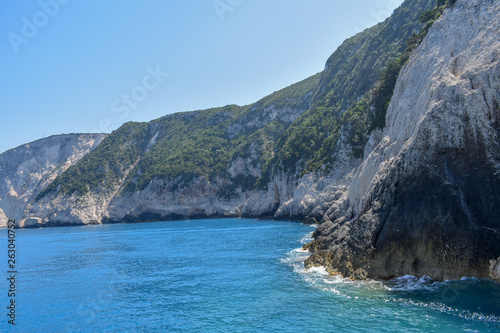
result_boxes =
[307,0,500,281]
[0,134,106,227]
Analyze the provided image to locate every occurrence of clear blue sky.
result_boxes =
[0,0,403,154]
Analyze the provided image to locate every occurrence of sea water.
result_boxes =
[1,218,499,332]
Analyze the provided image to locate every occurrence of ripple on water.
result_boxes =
[281,230,500,330]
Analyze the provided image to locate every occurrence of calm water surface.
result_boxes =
[1,218,499,332]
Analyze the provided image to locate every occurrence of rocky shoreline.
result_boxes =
[1,0,499,283]
[304,0,500,282]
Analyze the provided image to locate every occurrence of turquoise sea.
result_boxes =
[1,218,500,332]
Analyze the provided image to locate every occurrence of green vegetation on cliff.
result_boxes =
[37,74,320,199]
[265,0,437,177]
[370,0,457,131]
[37,123,149,198]
[37,0,439,200]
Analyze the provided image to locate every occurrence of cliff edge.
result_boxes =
[306,0,500,282]
[0,134,106,227]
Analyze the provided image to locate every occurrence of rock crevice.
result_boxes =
[306,0,500,281]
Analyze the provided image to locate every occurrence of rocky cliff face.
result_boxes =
[5,0,499,282]
[5,0,435,228]
[306,0,500,282]
[0,208,7,227]
[23,88,318,226]
[241,128,359,222]
[0,134,106,227]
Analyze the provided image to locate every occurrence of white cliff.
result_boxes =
[0,208,7,228]
[307,0,500,281]
[4,0,499,283]
[348,0,500,215]
[0,134,106,227]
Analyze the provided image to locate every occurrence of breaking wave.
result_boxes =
[281,230,500,328]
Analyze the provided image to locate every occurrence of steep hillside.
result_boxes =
[242,0,436,220]
[4,0,499,283]
[18,0,436,227]
[269,0,435,176]
[305,0,500,281]
[28,75,320,225]
[0,134,106,227]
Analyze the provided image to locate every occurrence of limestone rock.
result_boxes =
[0,134,106,225]
[18,217,43,228]
[0,208,7,228]
[308,0,500,281]
[490,258,500,281]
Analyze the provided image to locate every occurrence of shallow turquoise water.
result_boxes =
[1,218,499,332]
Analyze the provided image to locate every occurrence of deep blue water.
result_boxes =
[1,218,500,332]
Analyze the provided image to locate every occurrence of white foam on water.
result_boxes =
[461,276,480,281]
[305,265,329,275]
[385,275,445,292]
[300,234,313,244]
[417,275,433,284]
[291,247,309,253]
[281,233,389,299]
[323,275,350,284]
[385,277,500,325]
[284,232,500,327]
[391,275,418,282]
[388,297,500,324]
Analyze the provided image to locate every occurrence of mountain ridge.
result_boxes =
[3,0,499,281]
[2,0,437,226]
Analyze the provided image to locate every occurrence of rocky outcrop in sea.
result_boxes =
[1,0,499,282]
[305,0,500,282]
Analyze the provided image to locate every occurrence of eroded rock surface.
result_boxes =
[306,0,500,281]
[0,134,106,226]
